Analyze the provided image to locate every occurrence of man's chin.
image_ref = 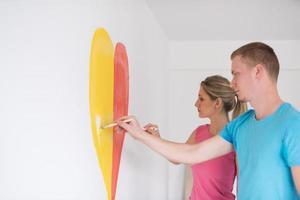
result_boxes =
[237,95,248,103]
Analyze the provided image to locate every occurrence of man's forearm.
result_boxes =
[139,133,233,165]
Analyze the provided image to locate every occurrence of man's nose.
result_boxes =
[230,79,235,88]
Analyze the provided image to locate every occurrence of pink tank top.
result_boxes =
[189,124,236,200]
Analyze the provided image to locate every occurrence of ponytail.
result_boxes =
[232,98,248,120]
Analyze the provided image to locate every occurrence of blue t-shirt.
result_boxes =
[220,103,300,200]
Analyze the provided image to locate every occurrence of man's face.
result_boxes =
[231,56,255,102]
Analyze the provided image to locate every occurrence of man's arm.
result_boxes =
[118,116,234,165]
[139,133,233,165]
[167,130,197,165]
[292,166,300,195]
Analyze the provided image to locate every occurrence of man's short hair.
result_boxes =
[231,42,280,81]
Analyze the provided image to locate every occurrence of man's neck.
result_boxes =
[250,87,283,120]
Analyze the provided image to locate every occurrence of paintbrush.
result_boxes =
[100,118,158,132]
[101,118,133,129]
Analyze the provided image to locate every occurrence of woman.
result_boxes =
[119,75,247,200]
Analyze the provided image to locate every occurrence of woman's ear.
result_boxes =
[215,97,223,110]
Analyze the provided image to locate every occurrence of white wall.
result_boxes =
[0,0,169,200]
[167,40,300,199]
[2,1,300,200]
[145,0,300,40]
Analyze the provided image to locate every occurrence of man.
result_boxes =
[118,42,300,199]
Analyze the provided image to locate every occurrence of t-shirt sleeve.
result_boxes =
[283,116,300,166]
[220,110,252,149]
[220,122,234,144]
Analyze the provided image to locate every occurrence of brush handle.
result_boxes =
[102,118,133,129]
[102,119,158,132]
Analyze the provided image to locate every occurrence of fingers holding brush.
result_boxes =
[116,116,162,141]
[117,116,145,140]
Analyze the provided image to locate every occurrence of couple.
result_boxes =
[117,42,300,200]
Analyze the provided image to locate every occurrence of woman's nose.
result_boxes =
[194,99,199,107]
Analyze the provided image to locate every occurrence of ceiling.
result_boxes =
[145,0,300,40]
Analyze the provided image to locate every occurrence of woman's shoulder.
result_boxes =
[195,124,209,131]
[194,124,210,136]
[186,124,209,144]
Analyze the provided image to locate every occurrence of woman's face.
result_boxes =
[194,86,218,118]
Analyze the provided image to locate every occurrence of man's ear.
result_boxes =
[255,64,265,80]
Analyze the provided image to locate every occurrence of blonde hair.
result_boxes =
[201,75,247,120]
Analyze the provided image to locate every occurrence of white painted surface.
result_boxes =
[1,0,300,199]
[0,0,169,199]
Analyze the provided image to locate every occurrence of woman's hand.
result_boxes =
[144,123,160,138]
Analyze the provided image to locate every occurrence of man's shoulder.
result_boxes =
[232,109,254,123]
[225,109,254,132]
[281,103,300,128]
[282,103,300,120]
[220,109,254,143]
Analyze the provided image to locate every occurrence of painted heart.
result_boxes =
[89,28,129,200]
